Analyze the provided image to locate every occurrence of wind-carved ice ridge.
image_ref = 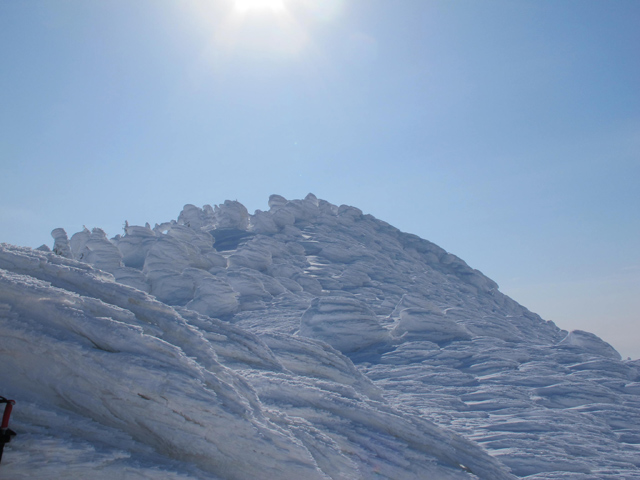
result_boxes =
[1,193,639,479]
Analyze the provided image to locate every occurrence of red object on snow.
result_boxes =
[0,396,16,464]
[0,399,14,429]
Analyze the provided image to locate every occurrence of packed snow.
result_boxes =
[1,194,638,479]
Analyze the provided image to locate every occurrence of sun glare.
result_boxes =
[234,0,286,13]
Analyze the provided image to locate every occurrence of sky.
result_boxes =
[1,0,638,358]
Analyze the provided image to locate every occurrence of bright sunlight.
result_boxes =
[234,0,286,13]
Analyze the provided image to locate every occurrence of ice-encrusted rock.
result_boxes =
[143,235,209,274]
[113,224,157,269]
[68,227,91,258]
[51,227,72,258]
[177,203,204,228]
[293,272,323,295]
[557,329,622,360]
[267,194,324,228]
[227,243,272,271]
[111,266,150,292]
[392,307,472,344]
[184,271,239,317]
[250,209,279,234]
[267,262,304,279]
[260,332,383,400]
[337,204,363,223]
[268,194,288,209]
[278,195,320,224]
[145,268,194,305]
[391,294,443,317]
[177,203,216,230]
[212,200,250,230]
[81,228,123,272]
[165,224,215,255]
[299,296,390,353]
[225,269,272,304]
[304,192,319,205]
[272,206,296,228]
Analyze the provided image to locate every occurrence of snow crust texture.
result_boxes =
[1,193,639,479]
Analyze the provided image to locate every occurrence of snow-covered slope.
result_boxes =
[1,194,638,479]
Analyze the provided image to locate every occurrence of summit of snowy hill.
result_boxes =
[1,194,639,479]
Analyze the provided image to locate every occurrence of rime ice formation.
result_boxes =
[300,297,390,352]
[1,194,639,479]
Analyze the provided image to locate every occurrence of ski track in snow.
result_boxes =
[1,193,639,479]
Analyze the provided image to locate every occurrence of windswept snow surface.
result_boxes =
[1,194,639,479]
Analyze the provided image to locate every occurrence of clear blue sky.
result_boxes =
[1,0,638,357]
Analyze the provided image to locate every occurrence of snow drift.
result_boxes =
[1,194,638,479]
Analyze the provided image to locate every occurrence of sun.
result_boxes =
[234,0,286,13]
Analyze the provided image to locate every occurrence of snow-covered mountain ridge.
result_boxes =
[1,194,638,479]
